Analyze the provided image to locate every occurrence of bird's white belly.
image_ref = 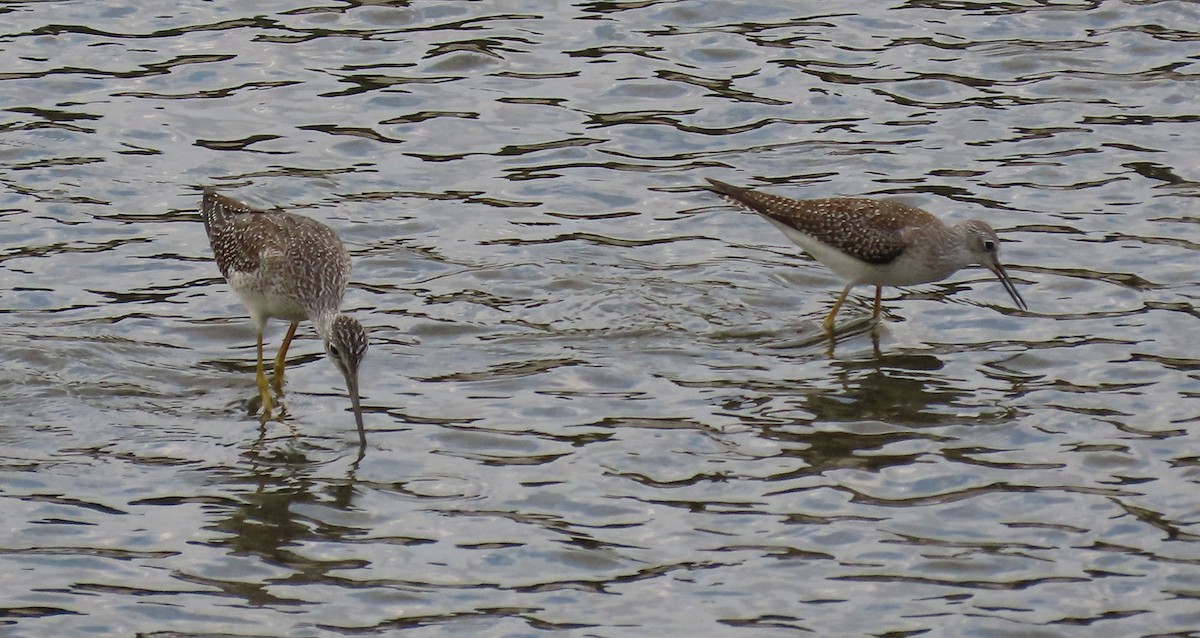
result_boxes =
[771,220,951,287]
[228,270,308,322]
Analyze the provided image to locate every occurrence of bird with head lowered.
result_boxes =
[201,189,368,444]
[705,178,1026,331]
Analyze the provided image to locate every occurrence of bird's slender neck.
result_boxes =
[917,221,973,275]
[311,309,339,343]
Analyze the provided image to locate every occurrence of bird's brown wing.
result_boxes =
[201,190,272,278]
[705,179,934,265]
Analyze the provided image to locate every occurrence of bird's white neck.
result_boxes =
[912,222,975,280]
[311,310,338,343]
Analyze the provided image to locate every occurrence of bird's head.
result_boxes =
[961,220,1027,311]
[325,314,369,438]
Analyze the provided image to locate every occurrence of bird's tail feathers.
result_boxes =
[201,188,263,232]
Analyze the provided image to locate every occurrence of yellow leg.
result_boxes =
[256,330,273,423]
[823,284,853,332]
[873,286,882,321]
[271,321,299,394]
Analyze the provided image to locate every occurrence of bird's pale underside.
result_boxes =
[202,190,368,445]
[705,178,1026,331]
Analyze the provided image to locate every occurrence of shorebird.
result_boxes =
[705,178,1026,331]
[201,189,368,444]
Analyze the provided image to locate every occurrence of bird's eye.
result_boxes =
[983,239,996,251]
[329,345,340,358]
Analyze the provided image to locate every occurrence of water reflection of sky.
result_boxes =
[1,1,1199,636]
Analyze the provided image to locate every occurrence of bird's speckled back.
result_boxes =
[706,178,939,265]
[202,190,351,327]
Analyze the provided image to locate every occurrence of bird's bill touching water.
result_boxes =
[987,261,1027,311]
[345,371,365,446]
[326,313,369,444]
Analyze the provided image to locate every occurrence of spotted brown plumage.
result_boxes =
[204,192,351,320]
[705,180,933,265]
[202,189,368,444]
[705,178,1026,331]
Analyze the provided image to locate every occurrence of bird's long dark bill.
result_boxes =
[989,263,1027,310]
[346,374,366,445]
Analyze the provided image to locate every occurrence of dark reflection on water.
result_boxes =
[2,0,1200,636]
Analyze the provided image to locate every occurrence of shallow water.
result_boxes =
[3,0,1200,636]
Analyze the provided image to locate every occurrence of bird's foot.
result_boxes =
[248,392,275,422]
[252,375,276,422]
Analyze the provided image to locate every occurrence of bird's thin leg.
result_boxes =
[256,329,273,423]
[271,321,299,394]
[823,284,854,332]
[873,286,882,320]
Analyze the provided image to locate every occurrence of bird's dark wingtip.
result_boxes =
[200,187,224,209]
[202,189,261,216]
[704,178,743,197]
[704,178,766,213]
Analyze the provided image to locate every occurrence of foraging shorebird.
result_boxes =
[201,189,368,444]
[706,178,1026,331]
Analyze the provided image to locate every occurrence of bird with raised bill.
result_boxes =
[705,178,1026,331]
[201,189,368,444]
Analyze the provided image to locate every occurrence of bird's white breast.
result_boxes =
[767,217,956,287]
[228,268,309,323]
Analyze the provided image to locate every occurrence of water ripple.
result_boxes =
[2,1,1200,636]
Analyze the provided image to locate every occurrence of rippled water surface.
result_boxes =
[3,0,1200,636]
